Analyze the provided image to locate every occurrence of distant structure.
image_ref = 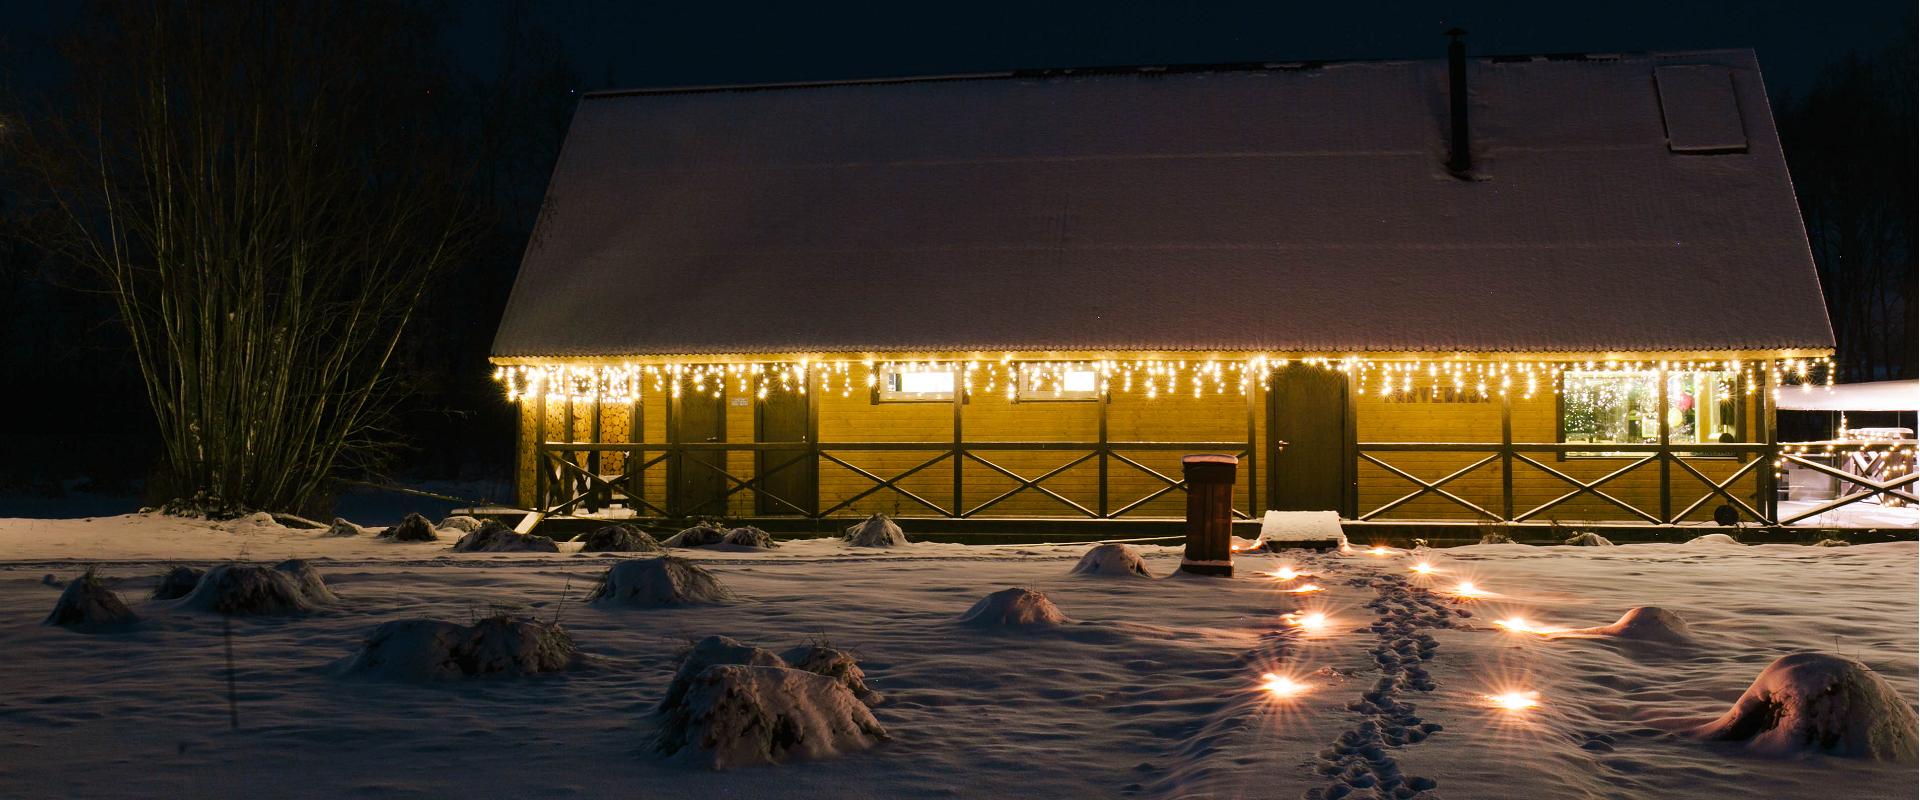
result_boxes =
[489,40,1840,532]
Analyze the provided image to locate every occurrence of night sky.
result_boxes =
[6,0,1913,98]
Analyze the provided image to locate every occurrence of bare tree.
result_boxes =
[6,1,474,514]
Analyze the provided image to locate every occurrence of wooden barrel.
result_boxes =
[1180,454,1239,577]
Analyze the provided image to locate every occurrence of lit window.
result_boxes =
[1017,365,1101,401]
[1560,371,1738,455]
[877,369,955,402]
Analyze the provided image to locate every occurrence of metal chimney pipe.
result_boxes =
[1446,28,1471,176]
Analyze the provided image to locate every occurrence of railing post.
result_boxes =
[1097,387,1110,518]
[807,364,821,518]
[1180,454,1238,577]
[1657,367,1672,523]
[533,391,549,511]
[952,370,964,518]
[668,389,682,518]
[1758,365,1778,524]
[1500,385,1514,521]
[1245,378,1259,517]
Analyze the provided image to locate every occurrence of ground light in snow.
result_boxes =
[1492,616,1563,636]
[1264,564,1312,581]
[1364,545,1395,557]
[1451,580,1489,600]
[1280,583,1326,594]
[1483,690,1542,712]
[1281,610,1335,636]
[1259,672,1311,701]
[1409,561,1436,575]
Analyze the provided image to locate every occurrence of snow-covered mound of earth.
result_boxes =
[662,523,727,548]
[1069,543,1154,578]
[721,526,777,550]
[578,523,661,553]
[324,518,367,537]
[783,643,882,704]
[44,570,138,631]
[655,664,887,769]
[1694,652,1918,762]
[844,514,907,547]
[379,512,441,543]
[1814,538,1852,547]
[660,635,789,713]
[958,587,1068,628]
[341,616,577,681]
[175,559,336,614]
[587,556,730,607]
[1685,533,1742,546]
[151,566,204,600]
[218,511,284,532]
[1553,606,1693,644]
[451,520,559,553]
[1563,532,1614,546]
[436,515,486,533]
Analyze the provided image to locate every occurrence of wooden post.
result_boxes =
[533,392,548,512]
[1657,368,1672,524]
[1180,454,1238,577]
[1097,387,1110,518]
[1500,385,1514,521]
[952,371,964,517]
[1245,380,1259,516]
[807,364,821,518]
[1758,366,1778,524]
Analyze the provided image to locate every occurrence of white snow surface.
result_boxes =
[0,513,1913,797]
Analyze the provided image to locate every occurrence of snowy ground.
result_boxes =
[0,515,1913,799]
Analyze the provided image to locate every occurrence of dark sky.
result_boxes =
[6,1,1910,99]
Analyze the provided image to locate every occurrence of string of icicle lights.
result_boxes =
[493,356,1838,405]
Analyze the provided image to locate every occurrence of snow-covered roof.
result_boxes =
[1776,380,1920,413]
[492,50,1834,359]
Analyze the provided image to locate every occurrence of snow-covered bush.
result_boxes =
[151,566,204,600]
[341,616,577,681]
[655,665,887,769]
[783,643,882,704]
[436,515,485,533]
[1563,531,1614,546]
[175,559,336,614]
[44,569,138,631]
[662,523,728,548]
[1069,543,1154,578]
[379,512,440,543]
[325,518,367,537]
[660,635,788,713]
[958,587,1068,628]
[722,526,777,550]
[843,514,907,547]
[586,557,730,607]
[1555,606,1692,644]
[579,523,661,553]
[1813,538,1852,548]
[451,520,559,553]
[1694,652,1917,761]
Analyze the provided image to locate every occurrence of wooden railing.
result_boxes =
[536,440,1256,521]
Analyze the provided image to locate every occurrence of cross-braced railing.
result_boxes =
[1775,453,1918,525]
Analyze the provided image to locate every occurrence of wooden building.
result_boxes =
[490,47,1844,531]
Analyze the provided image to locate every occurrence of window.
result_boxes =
[1560,371,1738,455]
[1017,365,1100,401]
[876,368,955,402]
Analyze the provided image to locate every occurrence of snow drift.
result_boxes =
[1563,532,1615,546]
[958,587,1068,628]
[151,566,204,600]
[44,570,138,631]
[1685,533,1743,546]
[1552,607,1693,644]
[578,523,661,553]
[844,514,907,547]
[1069,543,1154,578]
[662,523,728,548]
[325,518,367,537]
[655,664,888,769]
[175,559,336,614]
[451,520,559,553]
[341,616,578,681]
[1694,652,1918,762]
[586,557,730,607]
[380,512,441,543]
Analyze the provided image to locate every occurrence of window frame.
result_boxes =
[1013,364,1103,403]
[871,367,960,404]
[1555,370,1745,459]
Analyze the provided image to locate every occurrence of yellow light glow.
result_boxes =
[1493,617,1560,635]
[1485,690,1540,712]
[1409,562,1435,575]
[1266,566,1306,581]
[1281,583,1326,594]
[1282,611,1330,632]
[1453,581,1486,599]
[1260,672,1309,699]
[1366,546,1392,557]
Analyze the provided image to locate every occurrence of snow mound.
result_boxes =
[578,523,662,553]
[1685,533,1742,546]
[379,512,440,543]
[218,511,284,532]
[722,526,777,550]
[176,559,336,615]
[958,588,1069,628]
[655,665,887,769]
[325,518,367,537]
[844,514,907,547]
[436,515,485,533]
[451,520,559,553]
[783,643,883,704]
[662,523,728,548]
[586,557,730,607]
[1479,528,1515,545]
[661,635,789,713]
[1555,606,1693,644]
[44,570,138,631]
[151,566,204,600]
[1693,653,1918,762]
[1563,532,1615,546]
[1813,539,1852,548]
[342,616,577,681]
[1069,543,1154,578]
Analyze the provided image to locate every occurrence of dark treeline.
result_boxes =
[0,6,1912,508]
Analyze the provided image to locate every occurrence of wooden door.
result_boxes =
[672,392,728,517]
[756,391,815,515]
[1268,364,1353,513]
